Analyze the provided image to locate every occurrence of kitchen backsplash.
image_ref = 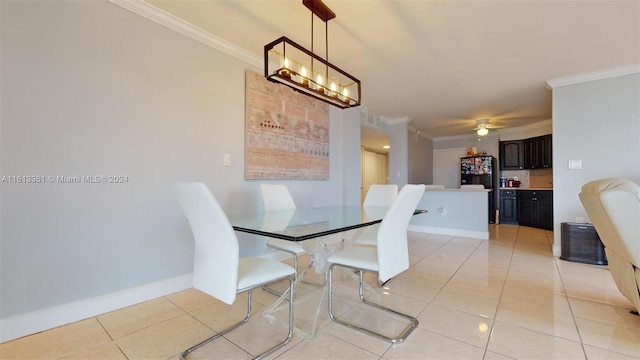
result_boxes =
[501,168,553,188]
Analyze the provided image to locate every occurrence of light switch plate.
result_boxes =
[223,153,231,166]
[568,159,582,170]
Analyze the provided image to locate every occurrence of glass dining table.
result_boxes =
[227,205,427,338]
[229,205,391,242]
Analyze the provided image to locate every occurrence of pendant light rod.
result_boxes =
[303,0,335,22]
[308,1,332,80]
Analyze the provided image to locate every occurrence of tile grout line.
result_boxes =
[480,226,518,360]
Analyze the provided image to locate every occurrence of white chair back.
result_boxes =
[377,184,425,282]
[260,184,296,211]
[175,183,239,305]
[261,210,295,232]
[363,184,398,207]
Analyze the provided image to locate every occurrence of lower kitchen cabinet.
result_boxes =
[517,190,553,230]
[499,189,518,224]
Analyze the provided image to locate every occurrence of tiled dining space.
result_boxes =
[2,225,639,359]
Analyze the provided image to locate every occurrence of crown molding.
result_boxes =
[433,132,500,142]
[109,0,262,69]
[546,64,640,89]
[381,116,412,125]
[408,126,432,140]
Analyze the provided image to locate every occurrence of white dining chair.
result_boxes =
[363,184,398,207]
[175,183,295,359]
[260,184,323,294]
[352,184,398,246]
[327,184,425,343]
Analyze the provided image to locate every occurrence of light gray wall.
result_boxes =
[0,1,357,320]
[340,108,363,205]
[385,122,410,187]
[408,131,433,184]
[551,73,640,254]
[433,133,500,158]
[410,190,489,236]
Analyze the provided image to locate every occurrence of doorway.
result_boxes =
[361,125,389,202]
[361,148,389,202]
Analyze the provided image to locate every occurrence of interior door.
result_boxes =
[362,149,388,202]
[434,148,467,188]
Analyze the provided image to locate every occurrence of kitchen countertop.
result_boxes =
[500,187,553,190]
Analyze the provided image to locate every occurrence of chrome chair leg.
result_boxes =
[180,292,252,360]
[264,249,324,297]
[327,264,418,343]
[263,247,299,297]
[181,275,295,360]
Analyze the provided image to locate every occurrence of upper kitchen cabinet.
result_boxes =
[499,140,524,170]
[523,134,552,169]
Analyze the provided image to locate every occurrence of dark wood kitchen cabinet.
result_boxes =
[499,189,518,224]
[499,140,524,170]
[523,135,552,169]
[517,190,553,230]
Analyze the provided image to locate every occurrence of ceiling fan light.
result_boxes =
[477,127,489,136]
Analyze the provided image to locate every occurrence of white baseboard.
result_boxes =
[0,274,192,343]
[553,244,562,257]
[408,225,489,240]
[0,251,292,343]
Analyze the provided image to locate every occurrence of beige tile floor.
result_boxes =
[2,225,640,359]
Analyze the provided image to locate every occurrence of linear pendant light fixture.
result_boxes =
[264,0,361,109]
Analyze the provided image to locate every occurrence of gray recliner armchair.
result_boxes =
[579,178,640,315]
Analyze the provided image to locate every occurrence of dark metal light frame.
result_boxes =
[264,0,361,109]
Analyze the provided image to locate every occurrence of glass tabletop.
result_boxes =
[228,205,390,242]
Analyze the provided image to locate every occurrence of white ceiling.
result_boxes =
[147,0,639,139]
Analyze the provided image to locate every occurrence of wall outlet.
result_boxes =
[575,216,584,223]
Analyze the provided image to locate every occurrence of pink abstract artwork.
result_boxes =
[245,70,330,180]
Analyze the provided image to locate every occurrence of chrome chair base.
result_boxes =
[327,264,418,343]
[263,247,325,297]
[181,275,295,360]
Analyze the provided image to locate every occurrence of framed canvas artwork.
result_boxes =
[245,70,330,180]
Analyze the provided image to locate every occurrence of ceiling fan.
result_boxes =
[470,114,544,136]
[473,118,492,136]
